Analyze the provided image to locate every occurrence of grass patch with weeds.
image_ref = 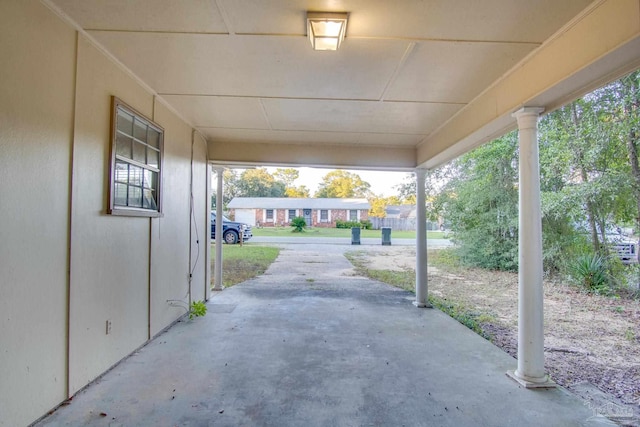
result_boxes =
[211,245,280,288]
[345,250,495,341]
[346,251,414,292]
[625,328,636,342]
[428,247,463,270]
[428,297,494,340]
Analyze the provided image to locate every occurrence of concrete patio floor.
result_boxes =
[35,243,614,426]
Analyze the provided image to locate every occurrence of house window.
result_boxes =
[266,209,274,222]
[288,209,296,221]
[320,209,329,222]
[349,209,358,221]
[109,97,163,217]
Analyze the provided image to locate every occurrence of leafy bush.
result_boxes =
[335,219,372,229]
[189,300,207,319]
[450,221,518,271]
[291,216,306,232]
[335,220,358,229]
[568,253,610,294]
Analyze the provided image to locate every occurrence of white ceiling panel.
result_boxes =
[53,0,227,33]
[89,31,409,100]
[262,99,462,134]
[161,95,270,129]
[386,41,538,103]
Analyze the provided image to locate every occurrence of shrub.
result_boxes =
[336,220,356,229]
[189,300,207,319]
[335,219,372,229]
[291,216,306,232]
[568,253,610,294]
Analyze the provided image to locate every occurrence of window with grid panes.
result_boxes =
[109,97,163,216]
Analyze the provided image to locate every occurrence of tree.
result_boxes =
[540,80,634,258]
[438,133,520,270]
[211,169,239,208]
[273,168,311,197]
[368,196,401,218]
[285,185,310,198]
[273,168,299,188]
[395,168,456,225]
[603,71,640,264]
[315,170,372,198]
[394,174,417,204]
[236,168,286,197]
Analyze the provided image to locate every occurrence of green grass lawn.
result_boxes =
[211,245,280,288]
[252,226,445,239]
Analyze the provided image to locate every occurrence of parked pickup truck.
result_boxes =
[608,233,637,264]
[211,212,252,244]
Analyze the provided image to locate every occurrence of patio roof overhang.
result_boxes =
[46,0,640,171]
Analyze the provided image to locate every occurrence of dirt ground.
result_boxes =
[356,246,640,425]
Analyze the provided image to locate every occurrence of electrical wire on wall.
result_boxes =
[189,129,201,305]
[167,129,201,315]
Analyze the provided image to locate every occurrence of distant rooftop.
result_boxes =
[228,197,370,210]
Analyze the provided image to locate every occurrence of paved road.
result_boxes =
[249,236,453,247]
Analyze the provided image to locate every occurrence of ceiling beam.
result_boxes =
[208,141,416,171]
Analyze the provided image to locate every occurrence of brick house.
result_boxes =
[227,198,370,228]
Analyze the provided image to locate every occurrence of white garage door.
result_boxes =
[235,209,255,226]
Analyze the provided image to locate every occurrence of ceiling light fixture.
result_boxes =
[307,12,348,51]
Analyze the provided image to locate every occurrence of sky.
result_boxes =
[266,167,412,197]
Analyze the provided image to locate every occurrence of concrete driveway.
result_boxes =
[36,243,612,426]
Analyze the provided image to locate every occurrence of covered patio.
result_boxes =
[35,243,609,426]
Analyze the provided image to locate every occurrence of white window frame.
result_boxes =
[108,96,163,217]
[318,209,331,223]
[265,209,274,223]
[349,209,359,221]
[287,209,297,222]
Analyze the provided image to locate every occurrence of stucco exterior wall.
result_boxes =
[0,2,209,426]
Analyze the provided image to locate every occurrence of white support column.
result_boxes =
[414,169,431,308]
[213,167,224,291]
[508,107,554,388]
[205,163,212,301]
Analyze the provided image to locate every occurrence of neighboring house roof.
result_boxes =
[228,197,370,210]
[386,205,417,219]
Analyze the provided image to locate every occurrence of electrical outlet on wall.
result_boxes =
[106,320,112,335]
